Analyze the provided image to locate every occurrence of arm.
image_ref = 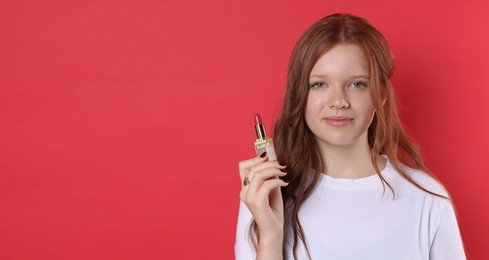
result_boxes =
[235,155,288,260]
[235,200,284,260]
[255,185,285,260]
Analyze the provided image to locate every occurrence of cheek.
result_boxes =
[306,92,326,110]
[362,102,376,125]
[305,93,322,121]
[304,101,313,127]
[305,94,318,128]
[352,94,375,118]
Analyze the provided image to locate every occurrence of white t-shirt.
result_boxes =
[234,158,466,259]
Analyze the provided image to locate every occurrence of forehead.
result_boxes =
[309,43,369,78]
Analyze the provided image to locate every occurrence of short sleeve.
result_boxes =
[235,200,256,260]
[429,200,466,260]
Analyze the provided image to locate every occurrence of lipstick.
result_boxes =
[254,113,277,161]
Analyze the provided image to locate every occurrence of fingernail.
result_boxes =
[280,168,287,173]
[260,152,267,158]
[279,161,286,166]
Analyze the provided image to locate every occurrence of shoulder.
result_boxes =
[396,162,450,198]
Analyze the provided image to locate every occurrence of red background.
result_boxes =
[1,0,487,259]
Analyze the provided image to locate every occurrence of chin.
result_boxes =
[319,138,357,148]
[316,133,365,148]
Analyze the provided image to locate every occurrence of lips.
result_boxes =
[324,116,353,127]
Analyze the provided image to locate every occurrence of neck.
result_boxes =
[317,136,386,179]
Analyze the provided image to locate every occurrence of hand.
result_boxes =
[238,153,288,240]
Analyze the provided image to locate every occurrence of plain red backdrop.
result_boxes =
[0,0,487,259]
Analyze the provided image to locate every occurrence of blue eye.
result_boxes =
[310,82,326,89]
[350,81,367,88]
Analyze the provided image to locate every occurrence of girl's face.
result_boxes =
[305,43,375,150]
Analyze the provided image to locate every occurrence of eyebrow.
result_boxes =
[309,74,370,80]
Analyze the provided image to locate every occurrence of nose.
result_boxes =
[330,87,350,110]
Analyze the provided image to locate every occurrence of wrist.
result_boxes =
[256,232,284,260]
[259,231,284,247]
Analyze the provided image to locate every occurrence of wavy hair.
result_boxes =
[249,13,455,259]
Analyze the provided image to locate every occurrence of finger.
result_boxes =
[238,153,269,178]
[247,160,286,183]
[250,178,289,209]
[247,167,286,198]
[241,166,284,204]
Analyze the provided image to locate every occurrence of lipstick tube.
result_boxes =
[254,114,277,161]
